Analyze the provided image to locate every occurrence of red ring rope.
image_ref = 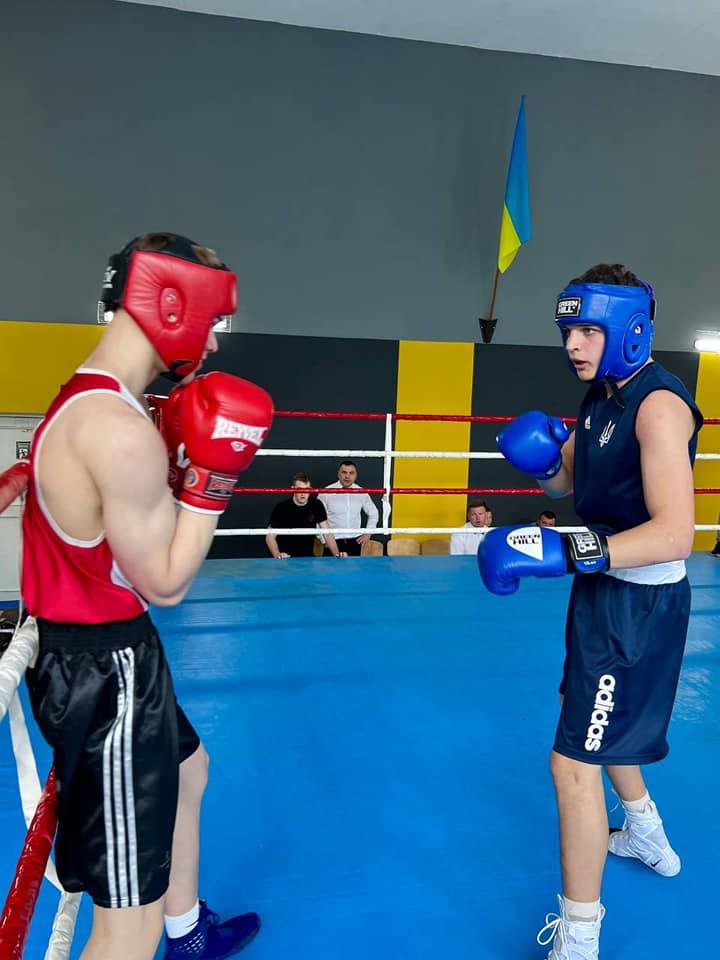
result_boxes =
[237,486,720,496]
[0,768,58,960]
[0,463,29,515]
[274,411,720,426]
[235,487,545,495]
[274,411,574,423]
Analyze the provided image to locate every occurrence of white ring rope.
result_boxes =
[218,525,585,537]
[43,890,82,960]
[256,449,506,459]
[0,615,38,724]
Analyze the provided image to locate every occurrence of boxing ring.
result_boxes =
[3,555,719,959]
[1,411,720,959]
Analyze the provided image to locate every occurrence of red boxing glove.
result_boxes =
[146,391,190,494]
[177,372,274,514]
[145,394,167,431]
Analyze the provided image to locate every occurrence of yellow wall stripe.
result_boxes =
[693,351,720,551]
[0,321,103,415]
[393,341,474,541]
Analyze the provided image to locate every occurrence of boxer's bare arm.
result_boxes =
[81,400,218,605]
[539,429,575,498]
[606,390,696,567]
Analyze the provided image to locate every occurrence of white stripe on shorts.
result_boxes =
[102,648,139,907]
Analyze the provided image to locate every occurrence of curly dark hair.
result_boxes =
[570,263,643,286]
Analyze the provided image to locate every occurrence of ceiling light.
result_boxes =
[694,336,720,353]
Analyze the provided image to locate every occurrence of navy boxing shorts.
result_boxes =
[26,612,201,908]
[554,573,690,765]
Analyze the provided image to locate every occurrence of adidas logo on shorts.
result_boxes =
[584,674,616,752]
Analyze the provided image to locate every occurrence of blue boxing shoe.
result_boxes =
[164,901,261,959]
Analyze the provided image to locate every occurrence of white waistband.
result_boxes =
[605,559,686,585]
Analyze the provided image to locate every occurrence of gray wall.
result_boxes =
[2,0,719,350]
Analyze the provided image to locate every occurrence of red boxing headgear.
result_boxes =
[99,233,237,381]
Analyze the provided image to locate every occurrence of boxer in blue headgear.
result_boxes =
[555,268,655,382]
[478,262,703,960]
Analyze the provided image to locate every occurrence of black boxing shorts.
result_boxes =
[554,573,690,765]
[26,612,200,907]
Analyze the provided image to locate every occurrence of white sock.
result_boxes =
[622,791,650,814]
[563,897,601,922]
[164,901,200,939]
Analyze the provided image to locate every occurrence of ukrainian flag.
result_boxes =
[497,97,531,273]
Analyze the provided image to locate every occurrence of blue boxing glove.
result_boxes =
[477,525,609,596]
[497,411,570,479]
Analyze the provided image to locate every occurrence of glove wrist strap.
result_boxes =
[180,463,237,509]
[562,530,610,574]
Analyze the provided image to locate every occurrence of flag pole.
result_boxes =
[479,95,530,345]
[479,267,501,344]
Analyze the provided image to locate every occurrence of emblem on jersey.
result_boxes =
[598,420,616,447]
[584,416,591,430]
[506,527,543,561]
[556,297,582,318]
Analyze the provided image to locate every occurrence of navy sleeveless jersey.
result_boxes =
[573,362,702,536]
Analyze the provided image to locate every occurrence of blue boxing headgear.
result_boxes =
[555,282,655,381]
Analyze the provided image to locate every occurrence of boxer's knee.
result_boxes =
[550,749,602,794]
[85,899,164,960]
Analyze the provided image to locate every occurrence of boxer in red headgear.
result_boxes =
[22,233,272,960]
[99,233,237,382]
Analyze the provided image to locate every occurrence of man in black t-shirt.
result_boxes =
[265,473,347,559]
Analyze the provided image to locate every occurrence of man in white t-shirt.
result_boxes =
[450,501,491,555]
[319,461,379,556]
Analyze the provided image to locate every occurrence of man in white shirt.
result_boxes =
[450,501,491,555]
[318,461,379,556]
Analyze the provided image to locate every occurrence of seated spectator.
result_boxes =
[266,473,347,559]
[536,509,557,527]
[450,500,490,555]
[318,460,379,556]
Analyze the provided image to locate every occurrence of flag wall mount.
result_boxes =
[478,316,497,344]
[479,265,501,343]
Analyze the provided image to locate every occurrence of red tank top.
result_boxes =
[22,369,149,623]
